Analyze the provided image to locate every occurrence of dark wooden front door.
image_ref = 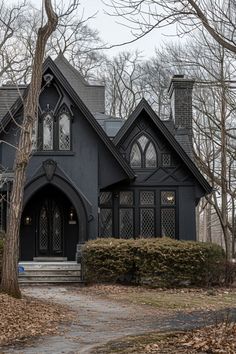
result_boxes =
[38,198,63,256]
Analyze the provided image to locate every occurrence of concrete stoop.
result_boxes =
[18,261,83,284]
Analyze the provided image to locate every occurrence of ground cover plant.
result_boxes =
[82,238,226,287]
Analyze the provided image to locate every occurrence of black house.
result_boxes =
[0,54,211,261]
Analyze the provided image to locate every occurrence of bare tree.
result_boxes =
[159,31,236,258]
[0,0,58,298]
[106,0,236,54]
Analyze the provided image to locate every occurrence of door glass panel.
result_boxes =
[52,205,62,252]
[39,206,48,251]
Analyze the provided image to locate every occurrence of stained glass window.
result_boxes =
[43,114,53,150]
[59,113,70,150]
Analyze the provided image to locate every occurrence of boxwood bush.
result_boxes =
[82,238,225,287]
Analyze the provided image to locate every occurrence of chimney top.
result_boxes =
[173,74,184,79]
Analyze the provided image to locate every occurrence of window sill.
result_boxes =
[32,151,75,156]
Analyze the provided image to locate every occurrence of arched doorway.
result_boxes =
[20,185,79,261]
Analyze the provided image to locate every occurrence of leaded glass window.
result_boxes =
[100,192,112,206]
[130,135,157,169]
[99,208,113,237]
[119,191,133,206]
[140,191,154,206]
[130,143,141,168]
[145,142,157,168]
[39,206,48,251]
[31,119,38,151]
[161,191,175,205]
[43,114,53,150]
[119,209,133,238]
[162,153,171,167]
[140,208,155,237]
[161,208,175,238]
[59,113,70,150]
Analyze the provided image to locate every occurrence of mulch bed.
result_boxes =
[0,293,74,346]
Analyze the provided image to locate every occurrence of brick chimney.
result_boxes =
[168,75,195,156]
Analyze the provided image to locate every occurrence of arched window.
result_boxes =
[130,135,157,168]
[39,109,71,151]
[59,113,70,150]
[43,114,53,150]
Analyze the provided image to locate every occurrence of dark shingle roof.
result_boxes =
[93,112,124,138]
[0,85,26,120]
[54,53,105,113]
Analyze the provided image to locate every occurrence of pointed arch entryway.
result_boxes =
[20,173,89,261]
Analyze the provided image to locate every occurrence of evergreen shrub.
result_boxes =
[82,237,225,287]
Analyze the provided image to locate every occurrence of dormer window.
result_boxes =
[36,108,71,151]
[130,135,157,169]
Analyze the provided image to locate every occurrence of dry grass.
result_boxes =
[82,284,236,312]
[0,293,74,346]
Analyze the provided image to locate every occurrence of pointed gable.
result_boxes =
[114,99,211,194]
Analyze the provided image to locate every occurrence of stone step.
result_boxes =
[19,262,81,271]
[18,261,83,284]
[33,257,68,262]
[19,270,81,277]
[18,277,83,284]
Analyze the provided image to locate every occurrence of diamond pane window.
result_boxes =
[140,208,154,237]
[99,208,113,237]
[100,192,112,206]
[43,114,53,150]
[161,191,175,205]
[162,153,171,167]
[145,142,157,168]
[138,135,148,151]
[130,143,141,168]
[140,191,154,205]
[59,113,70,150]
[119,191,133,205]
[119,209,133,238]
[161,208,175,238]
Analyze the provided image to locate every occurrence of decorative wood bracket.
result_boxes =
[43,159,57,181]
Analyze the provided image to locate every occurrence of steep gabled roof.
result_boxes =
[0,56,135,180]
[114,99,211,194]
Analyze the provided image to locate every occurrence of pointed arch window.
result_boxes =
[38,107,72,151]
[43,114,53,150]
[59,112,70,150]
[130,135,157,169]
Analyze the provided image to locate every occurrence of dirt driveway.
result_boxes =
[1,286,235,354]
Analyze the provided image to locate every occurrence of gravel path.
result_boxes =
[1,286,236,354]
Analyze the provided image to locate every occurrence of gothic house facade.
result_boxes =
[0,54,211,261]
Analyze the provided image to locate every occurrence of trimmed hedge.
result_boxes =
[82,238,225,287]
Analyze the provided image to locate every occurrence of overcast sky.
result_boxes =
[22,0,176,58]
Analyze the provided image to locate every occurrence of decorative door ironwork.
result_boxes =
[38,199,63,255]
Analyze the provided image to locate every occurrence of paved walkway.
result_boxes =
[1,286,236,354]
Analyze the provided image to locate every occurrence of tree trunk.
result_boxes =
[0,0,58,298]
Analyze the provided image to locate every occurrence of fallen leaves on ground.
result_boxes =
[93,323,236,354]
[135,323,236,353]
[0,293,74,346]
